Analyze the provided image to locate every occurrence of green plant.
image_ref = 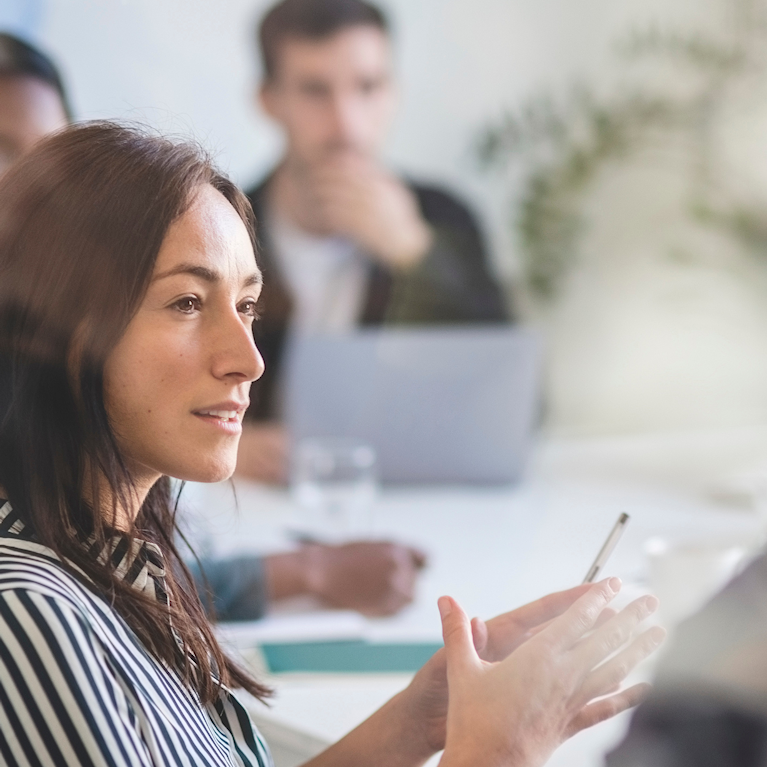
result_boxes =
[479,0,767,300]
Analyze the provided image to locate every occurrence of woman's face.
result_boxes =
[103,184,264,487]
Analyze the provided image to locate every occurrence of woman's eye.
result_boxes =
[239,300,260,319]
[173,296,201,314]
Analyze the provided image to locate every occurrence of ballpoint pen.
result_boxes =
[583,512,630,584]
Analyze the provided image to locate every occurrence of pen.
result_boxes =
[582,512,630,584]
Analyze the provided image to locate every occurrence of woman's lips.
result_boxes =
[196,408,239,420]
[193,409,243,434]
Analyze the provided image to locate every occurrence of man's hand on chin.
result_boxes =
[302,155,433,268]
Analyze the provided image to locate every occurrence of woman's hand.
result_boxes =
[438,578,665,767]
[301,581,663,767]
[401,584,595,754]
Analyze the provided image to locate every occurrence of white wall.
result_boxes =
[16,0,767,436]
[0,0,712,283]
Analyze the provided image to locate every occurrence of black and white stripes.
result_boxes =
[0,501,273,767]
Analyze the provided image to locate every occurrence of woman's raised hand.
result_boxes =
[301,582,663,767]
[437,578,665,767]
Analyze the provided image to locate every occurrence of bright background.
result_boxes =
[8,0,767,437]
[0,0,711,281]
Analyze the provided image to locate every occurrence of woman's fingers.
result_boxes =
[439,596,482,678]
[481,584,603,661]
[575,595,660,672]
[486,584,593,636]
[592,607,619,631]
[565,683,653,737]
[542,578,623,651]
[519,604,616,646]
[526,605,615,644]
[574,625,666,706]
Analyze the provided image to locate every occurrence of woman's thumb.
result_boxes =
[439,596,480,676]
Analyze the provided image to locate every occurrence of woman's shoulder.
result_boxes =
[0,535,100,620]
[0,500,93,604]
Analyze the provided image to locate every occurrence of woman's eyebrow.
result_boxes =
[242,271,263,287]
[152,263,263,286]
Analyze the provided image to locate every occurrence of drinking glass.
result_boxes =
[291,437,379,540]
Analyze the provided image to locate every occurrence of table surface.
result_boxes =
[184,427,767,767]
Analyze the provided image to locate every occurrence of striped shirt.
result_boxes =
[0,500,273,767]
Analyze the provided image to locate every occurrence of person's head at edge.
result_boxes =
[0,32,70,175]
[0,120,269,703]
[258,0,397,168]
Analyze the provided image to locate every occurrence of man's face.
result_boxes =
[260,25,396,167]
[0,75,68,176]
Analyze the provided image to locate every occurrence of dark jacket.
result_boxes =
[247,176,510,420]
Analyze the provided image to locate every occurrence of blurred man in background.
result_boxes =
[0,30,425,619]
[238,0,510,481]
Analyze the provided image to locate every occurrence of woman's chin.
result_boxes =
[171,457,237,485]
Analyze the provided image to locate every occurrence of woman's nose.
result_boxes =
[211,313,264,383]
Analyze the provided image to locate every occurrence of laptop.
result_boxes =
[284,325,542,484]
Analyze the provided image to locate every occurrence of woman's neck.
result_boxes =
[87,467,159,533]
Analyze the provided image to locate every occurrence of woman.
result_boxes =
[0,121,663,767]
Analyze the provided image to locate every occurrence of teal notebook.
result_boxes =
[260,640,443,673]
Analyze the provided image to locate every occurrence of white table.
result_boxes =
[184,428,767,767]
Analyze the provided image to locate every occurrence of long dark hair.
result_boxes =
[0,121,269,703]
